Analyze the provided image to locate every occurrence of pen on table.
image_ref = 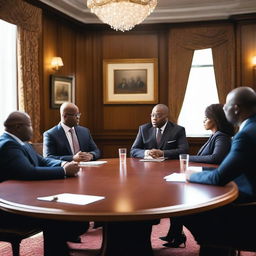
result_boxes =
[51,196,58,202]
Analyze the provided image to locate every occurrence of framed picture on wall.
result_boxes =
[103,58,158,104]
[50,75,75,108]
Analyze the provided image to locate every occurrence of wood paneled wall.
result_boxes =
[40,10,256,158]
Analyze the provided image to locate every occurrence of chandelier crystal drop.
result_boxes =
[87,0,158,32]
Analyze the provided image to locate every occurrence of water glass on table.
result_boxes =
[119,148,127,162]
[179,154,189,173]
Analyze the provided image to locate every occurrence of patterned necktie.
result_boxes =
[156,128,162,147]
[69,128,80,154]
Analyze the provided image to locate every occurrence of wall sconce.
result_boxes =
[252,56,256,86]
[51,57,64,71]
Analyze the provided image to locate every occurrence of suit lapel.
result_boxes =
[23,143,38,166]
[58,124,73,154]
[158,122,172,149]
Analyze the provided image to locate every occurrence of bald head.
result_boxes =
[60,102,80,128]
[4,111,33,141]
[224,87,256,126]
[151,104,169,128]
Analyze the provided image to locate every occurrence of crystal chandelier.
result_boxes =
[87,0,158,32]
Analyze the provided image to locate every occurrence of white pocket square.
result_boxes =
[167,140,176,143]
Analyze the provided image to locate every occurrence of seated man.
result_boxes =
[43,102,100,162]
[182,87,256,256]
[0,111,88,256]
[130,104,189,159]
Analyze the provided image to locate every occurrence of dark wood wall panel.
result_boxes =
[239,24,256,87]
[40,11,256,158]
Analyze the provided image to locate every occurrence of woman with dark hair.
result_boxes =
[160,103,235,248]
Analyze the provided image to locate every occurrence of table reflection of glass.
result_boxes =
[0,158,238,256]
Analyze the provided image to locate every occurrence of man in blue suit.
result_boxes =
[0,111,79,181]
[43,102,100,162]
[0,111,88,256]
[130,104,189,159]
[183,87,256,256]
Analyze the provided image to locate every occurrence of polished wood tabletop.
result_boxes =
[0,158,238,222]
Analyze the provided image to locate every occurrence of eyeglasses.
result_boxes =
[66,113,81,118]
[150,114,162,119]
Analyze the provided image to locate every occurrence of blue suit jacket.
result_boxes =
[189,131,232,164]
[189,115,256,203]
[130,121,189,159]
[0,133,64,182]
[43,124,100,161]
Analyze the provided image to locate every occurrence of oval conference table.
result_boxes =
[0,158,238,256]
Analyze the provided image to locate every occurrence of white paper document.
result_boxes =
[164,173,186,182]
[188,166,203,172]
[140,157,165,162]
[37,193,105,205]
[79,160,107,166]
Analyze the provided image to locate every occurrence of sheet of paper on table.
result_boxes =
[37,193,105,205]
[164,166,202,182]
[164,173,186,182]
[140,156,165,162]
[79,160,107,166]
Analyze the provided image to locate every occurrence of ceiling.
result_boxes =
[38,0,256,25]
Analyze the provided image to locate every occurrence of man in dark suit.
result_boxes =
[0,111,79,181]
[43,102,100,162]
[0,111,88,256]
[183,87,256,256]
[130,104,189,159]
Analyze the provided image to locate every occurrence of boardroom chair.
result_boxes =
[0,225,41,256]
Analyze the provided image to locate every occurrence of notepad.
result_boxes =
[37,193,105,205]
[79,160,107,166]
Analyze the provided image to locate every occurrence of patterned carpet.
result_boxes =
[0,218,255,256]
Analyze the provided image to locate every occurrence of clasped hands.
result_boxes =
[73,151,93,162]
[148,149,164,158]
[62,151,94,177]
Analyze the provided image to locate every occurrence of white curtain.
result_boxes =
[0,19,17,134]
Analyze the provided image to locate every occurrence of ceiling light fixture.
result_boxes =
[87,0,157,32]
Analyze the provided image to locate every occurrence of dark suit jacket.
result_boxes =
[190,115,256,203]
[43,124,100,161]
[189,131,232,164]
[130,121,189,159]
[0,133,64,182]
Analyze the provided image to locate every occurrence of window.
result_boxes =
[178,48,219,137]
[0,19,17,134]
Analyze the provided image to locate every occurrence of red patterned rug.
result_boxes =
[0,218,255,256]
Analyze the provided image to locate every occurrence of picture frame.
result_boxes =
[103,58,158,104]
[50,75,74,108]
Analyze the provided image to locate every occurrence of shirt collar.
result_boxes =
[61,122,74,133]
[4,131,24,145]
[239,118,248,132]
[159,121,168,132]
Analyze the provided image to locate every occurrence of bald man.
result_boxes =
[130,104,189,159]
[0,111,89,255]
[0,111,79,181]
[43,102,100,162]
[181,87,256,256]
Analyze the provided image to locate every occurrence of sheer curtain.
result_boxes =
[0,0,42,142]
[0,19,17,134]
